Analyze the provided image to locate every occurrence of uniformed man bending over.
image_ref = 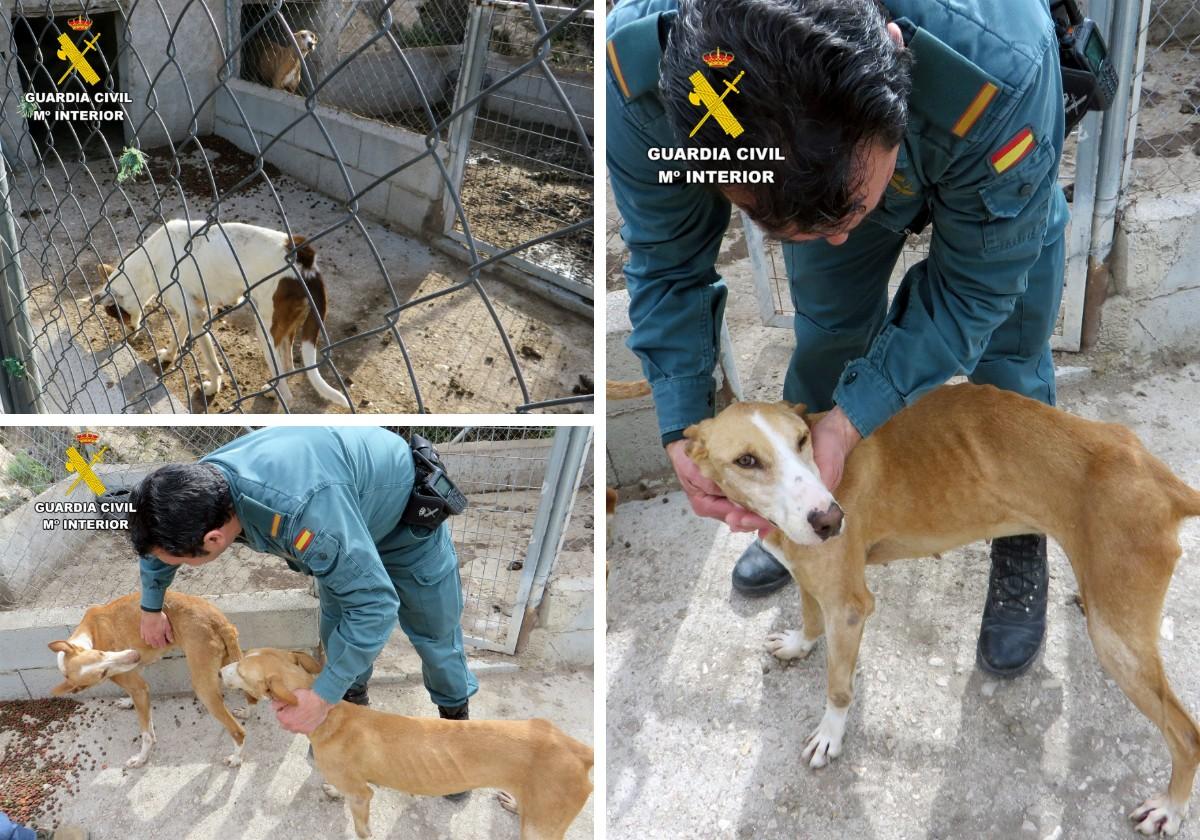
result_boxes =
[127,427,478,757]
[607,0,1068,677]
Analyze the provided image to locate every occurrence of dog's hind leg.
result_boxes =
[109,671,155,768]
[319,768,373,838]
[1077,552,1200,836]
[185,650,246,767]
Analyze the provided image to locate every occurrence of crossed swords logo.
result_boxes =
[65,441,108,496]
[688,68,746,139]
[56,29,102,86]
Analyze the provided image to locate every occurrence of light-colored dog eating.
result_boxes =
[221,647,594,839]
[48,592,248,768]
[684,383,1200,836]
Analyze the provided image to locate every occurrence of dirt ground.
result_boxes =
[10,135,591,414]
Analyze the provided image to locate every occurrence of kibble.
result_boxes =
[0,698,85,825]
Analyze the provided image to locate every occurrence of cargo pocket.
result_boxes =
[871,144,927,235]
[978,137,1054,254]
[298,531,341,577]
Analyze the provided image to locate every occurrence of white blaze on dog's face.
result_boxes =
[685,402,843,546]
[48,639,141,694]
[294,30,318,54]
[221,647,322,704]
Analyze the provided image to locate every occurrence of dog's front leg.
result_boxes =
[766,585,825,661]
[804,582,874,769]
[111,671,156,768]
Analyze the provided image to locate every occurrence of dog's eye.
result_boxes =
[734,453,759,469]
[797,434,808,449]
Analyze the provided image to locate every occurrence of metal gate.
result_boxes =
[0,0,593,415]
[442,0,593,308]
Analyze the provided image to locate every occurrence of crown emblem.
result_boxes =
[75,432,100,445]
[67,16,93,31]
[702,47,734,69]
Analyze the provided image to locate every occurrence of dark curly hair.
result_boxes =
[661,0,913,235]
[129,463,234,557]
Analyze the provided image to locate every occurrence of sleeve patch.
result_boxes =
[952,82,998,138]
[294,529,314,552]
[270,513,281,538]
[990,127,1036,174]
[607,39,632,99]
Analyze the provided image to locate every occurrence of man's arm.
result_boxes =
[607,74,732,445]
[139,554,178,611]
[294,484,401,706]
[833,48,1066,440]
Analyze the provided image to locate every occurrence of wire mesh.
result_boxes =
[0,0,594,416]
[1128,0,1200,191]
[449,0,593,293]
[0,424,583,655]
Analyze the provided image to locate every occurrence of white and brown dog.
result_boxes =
[48,591,248,768]
[259,29,317,93]
[222,647,594,839]
[684,383,1200,836]
[96,219,350,409]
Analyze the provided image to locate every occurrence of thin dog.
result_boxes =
[684,383,1200,837]
[221,647,594,839]
[48,591,248,768]
[96,218,350,409]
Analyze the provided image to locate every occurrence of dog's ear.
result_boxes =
[48,640,75,654]
[788,402,808,416]
[266,674,298,705]
[96,263,114,282]
[243,691,260,706]
[291,650,322,675]
[682,420,711,462]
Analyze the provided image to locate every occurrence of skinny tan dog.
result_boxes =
[221,647,594,839]
[48,592,247,768]
[259,29,317,93]
[684,383,1200,837]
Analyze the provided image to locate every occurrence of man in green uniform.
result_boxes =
[607,0,1069,676]
[128,427,478,748]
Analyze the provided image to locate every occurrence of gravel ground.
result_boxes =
[606,360,1200,840]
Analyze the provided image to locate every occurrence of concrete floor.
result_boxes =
[20,668,593,839]
[606,360,1200,839]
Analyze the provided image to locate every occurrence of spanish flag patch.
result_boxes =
[294,529,314,552]
[951,82,998,138]
[990,127,1036,174]
[270,513,281,538]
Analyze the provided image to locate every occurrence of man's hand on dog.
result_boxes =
[139,610,174,648]
[812,406,862,492]
[272,688,332,734]
[667,439,774,536]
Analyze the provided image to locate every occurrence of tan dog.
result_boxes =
[221,648,593,839]
[684,383,1200,837]
[259,29,317,93]
[49,592,247,768]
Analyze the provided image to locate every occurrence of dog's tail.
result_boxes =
[606,378,650,400]
[217,620,242,667]
[289,236,351,409]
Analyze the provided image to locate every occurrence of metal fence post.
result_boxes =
[0,144,41,414]
[503,425,590,654]
[442,0,495,236]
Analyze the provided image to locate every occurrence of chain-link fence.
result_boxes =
[0,0,594,416]
[0,424,591,655]
[1127,0,1200,192]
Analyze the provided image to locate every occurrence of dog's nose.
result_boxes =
[807,502,844,541]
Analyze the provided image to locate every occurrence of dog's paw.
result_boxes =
[321,783,344,800]
[230,706,249,720]
[765,629,816,661]
[223,752,242,768]
[156,348,175,366]
[125,753,148,769]
[1131,796,1187,836]
[116,697,135,710]
[495,791,519,815]
[801,706,848,769]
[201,378,219,397]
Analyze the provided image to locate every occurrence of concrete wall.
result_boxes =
[0,590,318,700]
[1101,192,1200,356]
[439,437,554,493]
[214,78,446,235]
[1149,0,1200,46]
[485,55,592,137]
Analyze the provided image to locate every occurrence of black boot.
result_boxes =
[731,539,791,596]
[438,701,471,801]
[342,684,370,706]
[977,534,1049,677]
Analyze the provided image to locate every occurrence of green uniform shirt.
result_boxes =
[607,0,1070,442]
